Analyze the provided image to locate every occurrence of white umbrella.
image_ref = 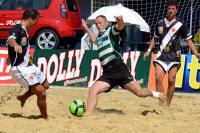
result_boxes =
[88,3,150,32]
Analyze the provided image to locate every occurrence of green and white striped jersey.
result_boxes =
[96,26,122,66]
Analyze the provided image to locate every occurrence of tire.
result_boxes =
[35,29,60,49]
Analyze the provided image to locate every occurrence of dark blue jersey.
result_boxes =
[7,24,30,66]
[154,18,191,62]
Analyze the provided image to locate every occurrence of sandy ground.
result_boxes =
[0,84,200,133]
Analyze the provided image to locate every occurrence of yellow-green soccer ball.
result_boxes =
[69,99,85,117]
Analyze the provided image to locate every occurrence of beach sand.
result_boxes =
[0,84,200,133]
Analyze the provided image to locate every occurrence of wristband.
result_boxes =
[147,48,151,52]
[152,91,159,98]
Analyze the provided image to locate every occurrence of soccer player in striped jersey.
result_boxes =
[81,15,166,116]
[144,0,200,107]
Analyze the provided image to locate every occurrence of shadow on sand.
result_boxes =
[95,107,125,115]
[141,109,159,116]
[2,113,42,120]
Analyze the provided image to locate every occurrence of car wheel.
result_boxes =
[36,29,60,49]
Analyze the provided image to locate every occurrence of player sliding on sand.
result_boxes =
[81,15,167,116]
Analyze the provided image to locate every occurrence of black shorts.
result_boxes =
[98,60,133,92]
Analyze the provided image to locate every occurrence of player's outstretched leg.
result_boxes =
[84,81,110,116]
[123,80,167,101]
[17,90,32,107]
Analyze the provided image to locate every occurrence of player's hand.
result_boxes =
[143,51,150,61]
[114,16,123,22]
[6,57,10,65]
[14,45,22,53]
[114,16,124,26]
[81,19,88,30]
[195,53,200,59]
[114,16,124,30]
[158,92,167,101]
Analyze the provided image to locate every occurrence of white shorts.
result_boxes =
[153,60,180,72]
[10,64,46,89]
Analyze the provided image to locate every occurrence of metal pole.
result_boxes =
[91,0,93,14]
[190,0,193,34]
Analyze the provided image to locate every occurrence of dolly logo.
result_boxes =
[0,49,12,81]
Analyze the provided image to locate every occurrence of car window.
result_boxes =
[0,0,12,10]
[66,0,78,12]
[33,0,44,10]
[15,0,29,10]
[0,0,51,10]
[32,0,51,10]
[45,0,51,7]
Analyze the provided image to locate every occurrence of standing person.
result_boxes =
[7,9,49,119]
[143,0,200,107]
[81,15,166,116]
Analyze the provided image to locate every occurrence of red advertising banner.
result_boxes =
[0,47,34,84]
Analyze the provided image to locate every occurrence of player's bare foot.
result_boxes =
[83,104,93,116]
[40,114,48,119]
[17,96,26,107]
[83,111,92,116]
[35,114,48,120]
[159,93,167,101]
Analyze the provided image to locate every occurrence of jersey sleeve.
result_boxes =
[6,26,27,46]
[7,27,21,41]
[111,25,120,36]
[180,23,192,40]
[154,22,159,39]
[109,26,120,45]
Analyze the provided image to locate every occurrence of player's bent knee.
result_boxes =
[43,84,49,90]
[43,81,50,90]
[89,87,98,95]
[168,78,175,85]
[155,76,161,82]
[38,91,46,99]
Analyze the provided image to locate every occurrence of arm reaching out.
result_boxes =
[114,16,125,31]
[187,39,200,59]
[81,19,97,44]
[143,36,157,61]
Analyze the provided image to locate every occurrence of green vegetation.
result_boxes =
[194,29,200,44]
[194,29,200,52]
